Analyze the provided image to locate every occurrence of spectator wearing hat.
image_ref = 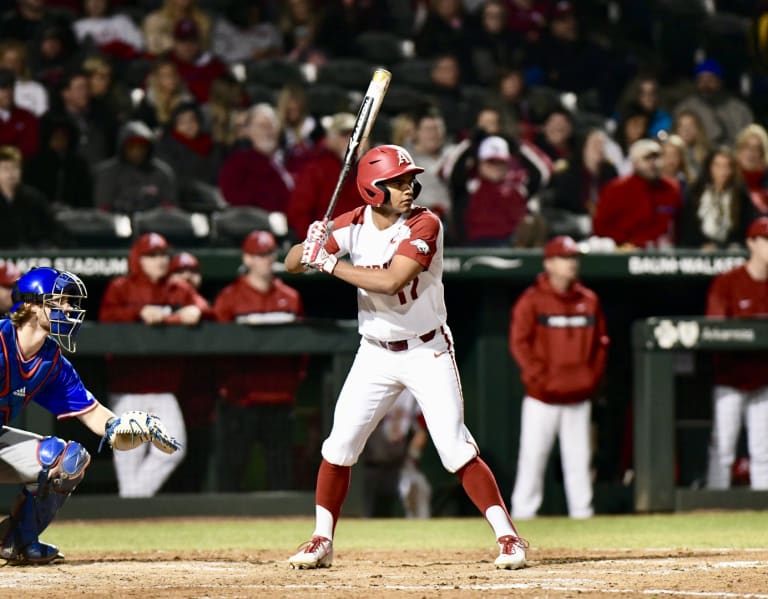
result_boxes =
[705,217,768,490]
[99,232,210,497]
[286,112,359,240]
[674,59,753,146]
[165,17,228,104]
[0,68,39,159]
[218,103,293,214]
[165,249,217,492]
[93,120,177,214]
[212,230,306,491]
[509,235,609,519]
[0,260,21,314]
[593,138,683,249]
[142,0,212,56]
[0,145,56,249]
[462,135,545,247]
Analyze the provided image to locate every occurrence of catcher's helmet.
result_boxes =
[11,267,88,353]
[356,144,424,207]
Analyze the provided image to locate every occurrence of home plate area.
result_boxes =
[1,548,766,598]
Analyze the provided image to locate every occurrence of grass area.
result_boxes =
[43,512,768,554]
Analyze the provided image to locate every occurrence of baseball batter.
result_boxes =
[0,267,179,565]
[706,217,768,489]
[284,144,527,570]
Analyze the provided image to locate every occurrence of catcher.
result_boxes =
[0,267,180,566]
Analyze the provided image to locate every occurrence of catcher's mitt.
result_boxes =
[100,410,182,454]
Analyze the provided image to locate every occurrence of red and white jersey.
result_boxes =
[326,204,447,341]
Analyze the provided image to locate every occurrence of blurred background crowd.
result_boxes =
[4,0,768,251]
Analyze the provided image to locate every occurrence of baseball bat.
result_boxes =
[323,68,392,221]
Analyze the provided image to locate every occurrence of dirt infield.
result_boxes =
[2,547,766,598]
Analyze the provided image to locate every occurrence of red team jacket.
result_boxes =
[706,264,768,390]
[213,276,306,405]
[510,273,609,404]
[99,240,210,393]
[593,174,682,248]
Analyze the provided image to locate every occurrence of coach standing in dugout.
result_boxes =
[509,236,609,520]
[705,217,768,490]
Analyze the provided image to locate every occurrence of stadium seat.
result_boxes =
[245,83,277,106]
[355,31,407,67]
[178,181,228,215]
[316,58,377,91]
[210,206,273,248]
[132,207,210,248]
[306,84,354,117]
[392,59,435,92]
[380,85,432,116]
[55,208,133,249]
[245,58,306,90]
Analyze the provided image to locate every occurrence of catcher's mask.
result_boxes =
[356,144,425,207]
[11,267,88,353]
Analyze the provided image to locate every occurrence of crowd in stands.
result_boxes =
[2,0,768,251]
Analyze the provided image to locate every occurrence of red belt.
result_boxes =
[377,329,438,352]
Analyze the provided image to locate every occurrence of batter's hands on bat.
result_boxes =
[306,219,332,245]
[301,241,338,274]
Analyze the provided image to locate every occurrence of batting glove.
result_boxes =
[301,241,338,274]
[306,219,332,245]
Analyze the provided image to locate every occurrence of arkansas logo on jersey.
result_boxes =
[410,239,430,255]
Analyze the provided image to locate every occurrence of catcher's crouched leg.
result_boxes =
[0,436,91,565]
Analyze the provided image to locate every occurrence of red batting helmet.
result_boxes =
[356,144,424,207]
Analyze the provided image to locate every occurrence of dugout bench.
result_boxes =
[633,317,768,512]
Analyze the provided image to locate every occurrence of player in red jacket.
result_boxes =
[705,217,768,489]
[213,230,305,491]
[509,235,609,519]
[99,232,209,497]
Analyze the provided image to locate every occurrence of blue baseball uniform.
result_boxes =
[0,319,97,427]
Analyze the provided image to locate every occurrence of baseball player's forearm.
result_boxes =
[332,257,421,295]
[78,401,117,437]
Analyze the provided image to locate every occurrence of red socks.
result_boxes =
[315,459,351,532]
[456,456,507,514]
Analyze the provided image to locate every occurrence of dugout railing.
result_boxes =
[633,316,768,512]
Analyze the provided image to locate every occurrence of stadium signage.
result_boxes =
[628,255,745,276]
[1,256,128,276]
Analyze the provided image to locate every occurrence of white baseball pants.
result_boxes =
[322,328,478,473]
[511,396,593,520]
[706,385,768,490]
[110,393,187,497]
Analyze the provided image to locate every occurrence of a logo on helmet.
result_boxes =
[148,233,165,248]
[396,149,412,166]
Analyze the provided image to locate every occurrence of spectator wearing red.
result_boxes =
[213,230,306,491]
[165,249,216,492]
[286,112,358,240]
[509,235,609,519]
[0,260,21,314]
[166,17,228,104]
[99,232,210,497]
[463,135,543,247]
[218,103,293,213]
[593,139,683,249]
[734,124,768,214]
[0,68,39,159]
